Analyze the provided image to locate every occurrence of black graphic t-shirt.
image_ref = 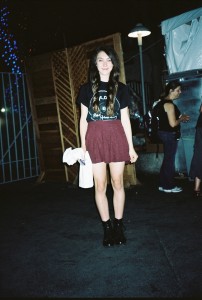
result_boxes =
[77,81,130,122]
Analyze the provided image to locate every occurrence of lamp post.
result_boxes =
[128,23,151,115]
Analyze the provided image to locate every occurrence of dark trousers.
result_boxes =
[158,131,178,189]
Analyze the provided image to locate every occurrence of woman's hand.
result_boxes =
[179,114,190,123]
[129,147,138,163]
[121,107,138,164]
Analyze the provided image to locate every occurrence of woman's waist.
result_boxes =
[158,130,176,134]
[159,126,180,132]
[88,119,121,126]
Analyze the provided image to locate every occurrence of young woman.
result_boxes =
[77,45,138,247]
[156,80,190,193]
[189,104,202,197]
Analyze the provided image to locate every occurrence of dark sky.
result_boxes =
[7,0,202,56]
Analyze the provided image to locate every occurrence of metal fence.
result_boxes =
[127,80,154,110]
[0,72,40,184]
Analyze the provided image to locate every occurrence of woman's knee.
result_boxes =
[111,177,123,190]
[94,180,107,193]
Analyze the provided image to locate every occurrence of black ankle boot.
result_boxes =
[113,218,126,245]
[102,219,114,247]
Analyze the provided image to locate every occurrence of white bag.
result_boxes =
[79,151,94,188]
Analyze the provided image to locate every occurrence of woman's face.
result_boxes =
[171,86,181,99]
[96,51,113,80]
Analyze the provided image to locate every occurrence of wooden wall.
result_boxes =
[25,33,138,186]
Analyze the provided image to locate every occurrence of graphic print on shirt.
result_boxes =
[88,88,120,121]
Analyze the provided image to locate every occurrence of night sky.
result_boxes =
[7,0,202,56]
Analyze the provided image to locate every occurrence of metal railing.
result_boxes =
[0,72,40,184]
[127,80,153,111]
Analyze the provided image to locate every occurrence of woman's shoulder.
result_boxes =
[164,101,174,106]
[163,99,175,108]
[164,101,175,109]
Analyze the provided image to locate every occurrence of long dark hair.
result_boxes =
[88,45,120,116]
[161,80,181,99]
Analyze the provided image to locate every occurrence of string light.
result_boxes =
[0,5,22,74]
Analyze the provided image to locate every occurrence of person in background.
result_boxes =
[189,103,202,197]
[156,80,190,193]
[77,45,138,247]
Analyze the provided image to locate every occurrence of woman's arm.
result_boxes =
[165,103,189,127]
[121,107,138,163]
[80,104,88,152]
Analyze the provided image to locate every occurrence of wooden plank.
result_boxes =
[25,52,52,72]
[35,96,56,105]
[113,33,126,84]
[37,116,59,124]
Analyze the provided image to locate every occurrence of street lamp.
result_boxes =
[128,23,151,115]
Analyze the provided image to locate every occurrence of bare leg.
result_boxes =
[92,162,114,246]
[109,162,125,219]
[92,162,109,221]
[194,177,201,191]
[109,161,126,245]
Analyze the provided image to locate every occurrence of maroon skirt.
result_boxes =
[86,120,130,164]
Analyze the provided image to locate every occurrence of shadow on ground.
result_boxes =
[0,173,201,298]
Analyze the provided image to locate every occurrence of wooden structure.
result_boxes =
[25,33,138,186]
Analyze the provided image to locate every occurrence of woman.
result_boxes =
[77,45,138,247]
[156,80,190,193]
[189,104,202,197]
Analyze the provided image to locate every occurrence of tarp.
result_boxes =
[161,7,202,74]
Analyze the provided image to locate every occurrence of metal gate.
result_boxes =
[0,72,40,184]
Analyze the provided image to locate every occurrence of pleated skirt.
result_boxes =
[86,120,130,164]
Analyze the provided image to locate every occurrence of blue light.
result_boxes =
[0,5,22,74]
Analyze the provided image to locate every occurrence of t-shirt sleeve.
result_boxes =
[76,83,89,107]
[119,83,131,109]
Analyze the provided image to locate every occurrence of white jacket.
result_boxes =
[62,147,94,188]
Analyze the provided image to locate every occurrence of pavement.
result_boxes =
[0,172,201,299]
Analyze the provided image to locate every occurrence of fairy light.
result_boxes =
[0,5,22,74]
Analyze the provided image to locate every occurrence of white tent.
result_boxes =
[161,7,202,74]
